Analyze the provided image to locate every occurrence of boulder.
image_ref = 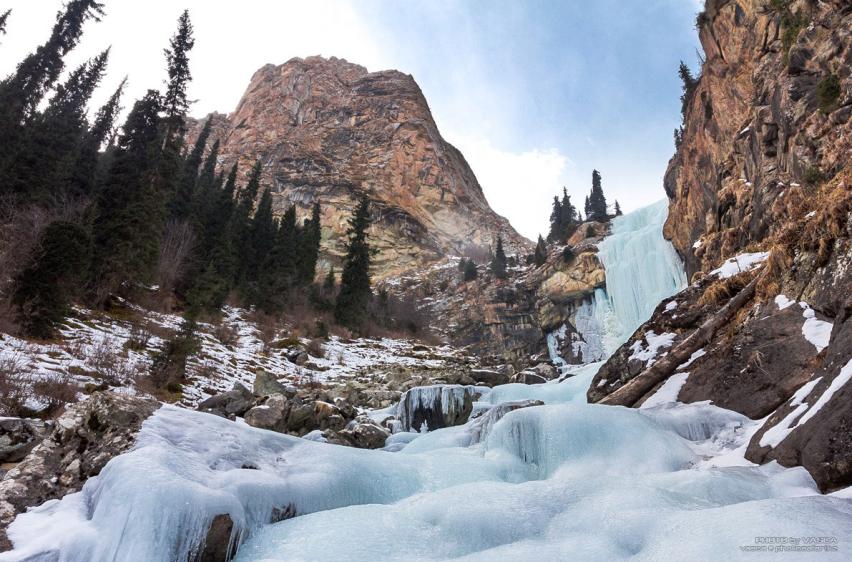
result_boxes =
[0,418,49,464]
[243,394,290,433]
[395,385,480,432]
[198,382,254,419]
[252,370,288,397]
[469,368,510,387]
[511,371,548,385]
[532,363,558,380]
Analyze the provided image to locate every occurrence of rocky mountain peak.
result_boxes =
[195,55,531,278]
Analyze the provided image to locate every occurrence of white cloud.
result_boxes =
[446,130,570,242]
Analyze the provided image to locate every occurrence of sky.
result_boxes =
[0,0,703,241]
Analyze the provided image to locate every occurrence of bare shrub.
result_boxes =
[0,352,32,416]
[460,242,492,264]
[88,336,144,384]
[126,322,153,351]
[214,322,239,346]
[306,337,325,358]
[32,372,78,412]
[155,219,197,308]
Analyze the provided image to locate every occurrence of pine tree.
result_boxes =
[158,11,195,221]
[89,91,164,303]
[534,235,548,267]
[150,318,198,392]
[490,234,508,279]
[6,49,109,199]
[587,169,608,221]
[678,61,697,120]
[162,10,194,139]
[335,197,372,328]
[547,196,562,243]
[0,9,10,38]
[584,195,591,219]
[323,266,336,291]
[69,77,125,197]
[232,160,263,287]
[463,259,478,281]
[614,200,623,216]
[170,117,211,222]
[256,205,298,313]
[296,202,322,286]
[12,221,91,339]
[0,0,104,137]
[242,188,276,303]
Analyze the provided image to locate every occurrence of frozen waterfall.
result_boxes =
[595,199,687,347]
[547,199,687,367]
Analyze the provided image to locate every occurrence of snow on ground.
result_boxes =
[800,303,833,353]
[759,377,823,448]
[640,372,690,409]
[0,304,464,411]
[6,363,851,562]
[677,348,706,370]
[710,252,769,279]
[628,331,676,366]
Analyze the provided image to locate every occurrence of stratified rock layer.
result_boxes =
[196,56,530,278]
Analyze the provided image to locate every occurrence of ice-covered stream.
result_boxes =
[4,202,851,561]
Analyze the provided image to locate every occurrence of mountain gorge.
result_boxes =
[1,1,852,560]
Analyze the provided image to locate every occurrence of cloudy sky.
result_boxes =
[1,0,702,240]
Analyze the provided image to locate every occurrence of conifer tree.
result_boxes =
[69,77,125,197]
[232,160,262,286]
[335,197,372,328]
[296,202,321,286]
[6,50,109,199]
[150,317,198,392]
[490,234,508,279]
[678,61,697,120]
[0,0,104,139]
[584,195,591,219]
[614,200,622,216]
[242,188,276,302]
[463,259,478,281]
[170,117,210,222]
[12,221,91,338]
[89,90,164,303]
[534,235,548,267]
[162,10,194,139]
[0,9,10,38]
[255,204,298,313]
[587,169,608,221]
[324,266,336,292]
[158,11,195,220]
[547,196,563,243]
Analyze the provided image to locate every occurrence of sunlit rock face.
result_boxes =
[193,56,530,278]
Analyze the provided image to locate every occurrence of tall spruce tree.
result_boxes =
[69,77,125,197]
[614,200,622,216]
[170,117,211,222]
[587,169,608,221]
[296,202,322,286]
[547,196,562,243]
[534,235,548,267]
[335,197,372,328]
[0,0,104,137]
[12,221,91,338]
[232,160,263,287]
[7,50,109,199]
[678,61,698,120]
[242,188,276,302]
[490,234,508,279]
[0,9,10,38]
[89,90,164,303]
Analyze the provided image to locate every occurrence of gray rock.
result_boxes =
[469,368,510,387]
[532,363,557,380]
[243,394,290,432]
[0,418,48,463]
[511,371,547,385]
[0,392,158,549]
[198,382,255,419]
[252,370,287,397]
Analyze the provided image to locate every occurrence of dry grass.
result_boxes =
[698,270,755,308]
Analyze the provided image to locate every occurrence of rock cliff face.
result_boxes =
[195,56,530,277]
[592,0,852,492]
